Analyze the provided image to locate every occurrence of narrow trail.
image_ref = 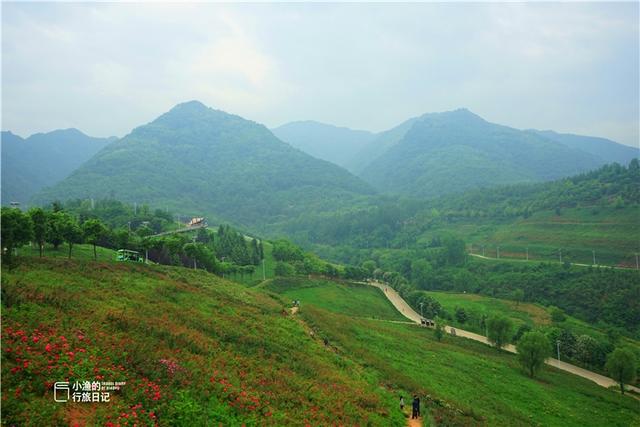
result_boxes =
[407,417,422,427]
[365,281,640,396]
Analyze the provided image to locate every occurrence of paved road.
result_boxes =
[148,223,207,238]
[365,281,640,394]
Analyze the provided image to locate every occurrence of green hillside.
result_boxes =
[1,129,114,206]
[31,101,374,229]
[264,277,406,321]
[265,279,640,426]
[4,257,638,426]
[288,161,640,267]
[1,257,405,426]
[359,109,618,198]
[348,114,422,174]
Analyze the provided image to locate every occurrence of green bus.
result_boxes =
[115,249,144,263]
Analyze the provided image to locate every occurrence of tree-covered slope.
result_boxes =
[32,101,374,228]
[348,115,422,174]
[272,120,374,171]
[284,160,640,266]
[1,129,114,206]
[359,109,609,198]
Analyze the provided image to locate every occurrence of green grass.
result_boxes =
[302,305,640,427]
[425,290,550,329]
[2,257,405,426]
[264,277,406,321]
[422,290,640,362]
[417,206,640,267]
[4,256,638,426]
[22,243,118,262]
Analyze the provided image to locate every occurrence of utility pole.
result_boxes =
[559,248,562,263]
[419,302,424,318]
[592,250,596,266]
[127,221,131,233]
[526,247,529,261]
[193,234,197,270]
[482,245,485,257]
[262,259,266,280]
[556,340,561,362]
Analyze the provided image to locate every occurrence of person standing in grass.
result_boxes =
[399,396,405,412]
[412,395,420,419]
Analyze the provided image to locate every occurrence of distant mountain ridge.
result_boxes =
[275,109,638,198]
[357,109,637,197]
[272,120,374,171]
[1,128,115,206]
[528,129,638,165]
[32,101,374,228]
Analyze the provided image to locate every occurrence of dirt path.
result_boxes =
[365,281,640,395]
[407,417,422,427]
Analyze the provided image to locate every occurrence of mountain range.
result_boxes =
[1,129,115,206]
[32,101,374,228]
[9,102,637,230]
[277,109,638,198]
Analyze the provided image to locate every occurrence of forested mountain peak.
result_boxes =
[359,109,605,197]
[32,101,374,227]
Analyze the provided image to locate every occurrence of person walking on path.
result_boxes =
[399,396,405,412]
[411,395,420,419]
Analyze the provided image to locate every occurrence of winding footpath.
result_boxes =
[365,281,640,395]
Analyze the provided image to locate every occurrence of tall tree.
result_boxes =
[59,213,83,259]
[46,211,65,250]
[516,332,549,378]
[605,347,637,395]
[1,208,33,265]
[28,207,47,257]
[82,218,107,260]
[487,315,513,350]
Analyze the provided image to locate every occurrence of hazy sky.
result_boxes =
[2,2,639,147]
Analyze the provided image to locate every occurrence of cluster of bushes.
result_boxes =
[272,240,342,278]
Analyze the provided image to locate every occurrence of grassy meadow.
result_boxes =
[264,277,406,321]
[301,307,639,426]
[1,257,405,426]
[417,206,640,267]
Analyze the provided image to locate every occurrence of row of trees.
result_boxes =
[429,309,637,393]
[2,207,108,264]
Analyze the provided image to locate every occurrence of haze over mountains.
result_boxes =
[272,121,374,171]
[278,108,638,198]
[1,129,115,205]
[4,100,636,231]
[32,101,373,228]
